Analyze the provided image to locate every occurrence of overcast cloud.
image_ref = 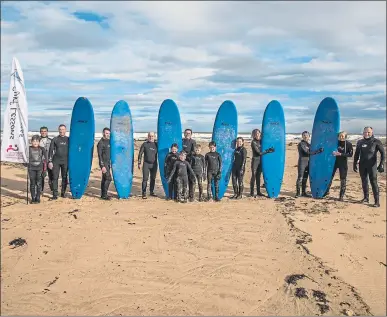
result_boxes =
[1,1,386,133]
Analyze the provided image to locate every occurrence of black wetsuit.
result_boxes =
[354,136,385,205]
[325,140,353,199]
[97,137,111,198]
[296,140,323,196]
[250,139,270,196]
[29,146,47,202]
[138,141,158,195]
[164,152,179,199]
[39,136,53,192]
[182,138,196,199]
[189,153,206,200]
[232,146,247,198]
[168,160,196,202]
[205,151,222,199]
[48,135,69,198]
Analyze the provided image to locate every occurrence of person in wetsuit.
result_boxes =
[39,126,53,193]
[138,132,158,199]
[324,131,353,201]
[97,127,112,200]
[231,137,247,199]
[250,129,274,197]
[164,143,179,200]
[167,151,196,203]
[48,124,69,199]
[29,135,48,204]
[182,129,197,201]
[353,126,385,207]
[189,144,206,202]
[295,131,323,198]
[205,141,222,202]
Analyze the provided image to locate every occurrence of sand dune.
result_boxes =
[1,141,386,316]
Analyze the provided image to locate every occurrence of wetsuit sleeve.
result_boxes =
[97,139,105,169]
[376,140,385,166]
[41,147,48,171]
[251,141,264,156]
[201,155,206,176]
[341,141,354,158]
[48,137,56,162]
[164,154,170,176]
[168,161,177,181]
[191,140,197,155]
[205,153,209,171]
[138,143,145,164]
[353,141,361,165]
[242,148,247,171]
[218,153,222,172]
[299,142,310,155]
[187,162,196,181]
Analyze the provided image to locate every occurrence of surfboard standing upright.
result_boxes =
[309,97,340,198]
[157,99,183,198]
[211,100,238,199]
[261,100,286,198]
[110,100,134,199]
[68,97,95,199]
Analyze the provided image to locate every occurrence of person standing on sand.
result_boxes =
[97,128,112,200]
[295,131,323,198]
[48,124,69,200]
[39,126,53,193]
[231,137,247,199]
[182,128,197,201]
[29,135,48,204]
[205,141,222,202]
[324,131,353,201]
[138,132,158,199]
[164,143,179,201]
[250,129,274,198]
[353,126,385,208]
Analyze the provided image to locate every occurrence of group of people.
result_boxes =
[27,125,384,208]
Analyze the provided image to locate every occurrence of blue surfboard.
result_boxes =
[211,100,238,199]
[261,100,286,198]
[68,97,95,199]
[309,97,340,198]
[157,99,183,197]
[110,100,134,199]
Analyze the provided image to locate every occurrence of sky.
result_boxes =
[1,1,386,134]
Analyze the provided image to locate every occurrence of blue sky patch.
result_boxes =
[73,11,109,29]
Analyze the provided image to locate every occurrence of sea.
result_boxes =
[1,132,385,143]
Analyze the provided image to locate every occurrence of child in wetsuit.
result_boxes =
[189,144,206,202]
[164,143,179,200]
[231,137,247,199]
[28,135,48,204]
[205,141,222,202]
[167,151,196,203]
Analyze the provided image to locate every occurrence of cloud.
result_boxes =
[1,1,385,134]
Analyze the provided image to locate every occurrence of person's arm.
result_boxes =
[241,148,247,172]
[376,140,385,168]
[41,147,48,172]
[138,143,145,167]
[164,154,170,177]
[97,140,105,169]
[353,141,361,171]
[205,154,209,173]
[187,162,196,182]
[191,140,197,156]
[341,141,354,158]
[48,137,56,163]
[251,141,264,156]
[218,153,222,173]
[201,155,206,180]
[167,161,177,183]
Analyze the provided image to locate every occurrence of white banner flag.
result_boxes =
[1,57,29,163]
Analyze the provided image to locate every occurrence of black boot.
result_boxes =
[198,184,203,202]
[237,185,243,199]
[339,179,346,201]
[360,187,369,203]
[36,183,41,203]
[370,181,380,207]
[295,184,301,198]
[214,184,220,202]
[61,179,67,198]
[190,183,196,202]
[231,183,238,199]
[301,178,311,197]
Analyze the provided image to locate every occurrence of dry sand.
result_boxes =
[1,140,386,316]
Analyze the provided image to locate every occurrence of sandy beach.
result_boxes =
[1,140,386,316]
